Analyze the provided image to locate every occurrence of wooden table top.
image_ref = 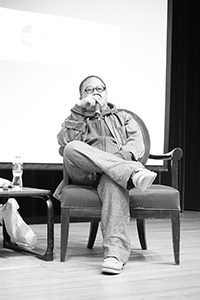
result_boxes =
[0,187,51,198]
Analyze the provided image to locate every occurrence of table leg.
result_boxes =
[3,195,54,261]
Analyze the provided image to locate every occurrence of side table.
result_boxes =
[0,187,54,261]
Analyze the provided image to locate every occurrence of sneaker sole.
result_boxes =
[101,266,122,275]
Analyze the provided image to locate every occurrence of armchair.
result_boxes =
[59,109,183,264]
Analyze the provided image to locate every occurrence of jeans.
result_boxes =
[63,140,144,264]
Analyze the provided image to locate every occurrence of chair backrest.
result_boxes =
[118,109,150,165]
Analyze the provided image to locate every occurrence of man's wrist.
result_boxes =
[76,100,82,106]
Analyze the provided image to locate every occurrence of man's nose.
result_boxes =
[92,87,97,94]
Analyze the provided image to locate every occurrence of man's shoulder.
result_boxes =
[115,108,134,119]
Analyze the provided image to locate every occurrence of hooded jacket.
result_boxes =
[57,102,144,161]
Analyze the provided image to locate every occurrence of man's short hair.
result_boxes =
[79,75,106,94]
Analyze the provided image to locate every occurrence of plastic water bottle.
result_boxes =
[12,155,23,190]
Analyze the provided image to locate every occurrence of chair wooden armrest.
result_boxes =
[149,147,183,161]
[149,148,183,189]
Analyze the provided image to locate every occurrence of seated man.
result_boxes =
[55,75,157,275]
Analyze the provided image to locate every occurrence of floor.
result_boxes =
[0,210,200,300]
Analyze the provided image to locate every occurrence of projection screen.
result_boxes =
[0,0,170,169]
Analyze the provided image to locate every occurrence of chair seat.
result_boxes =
[129,185,180,210]
[61,184,180,210]
[61,185,100,208]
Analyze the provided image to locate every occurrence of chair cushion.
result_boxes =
[129,184,180,210]
[61,184,180,210]
[61,185,101,208]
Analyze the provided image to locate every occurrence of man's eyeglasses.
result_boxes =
[83,85,106,95]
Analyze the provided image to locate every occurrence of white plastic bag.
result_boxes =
[0,177,12,188]
[1,198,37,249]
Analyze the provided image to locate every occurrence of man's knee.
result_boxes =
[63,141,83,158]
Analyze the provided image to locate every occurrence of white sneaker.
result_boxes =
[102,257,123,275]
[132,168,157,191]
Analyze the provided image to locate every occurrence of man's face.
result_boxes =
[80,76,108,109]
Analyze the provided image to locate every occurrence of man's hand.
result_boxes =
[77,94,103,110]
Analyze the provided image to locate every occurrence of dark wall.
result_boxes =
[169,0,200,210]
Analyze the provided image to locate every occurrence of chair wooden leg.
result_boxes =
[60,208,70,262]
[136,219,147,250]
[171,211,180,265]
[87,220,99,249]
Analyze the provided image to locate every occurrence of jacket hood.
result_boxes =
[101,102,117,116]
